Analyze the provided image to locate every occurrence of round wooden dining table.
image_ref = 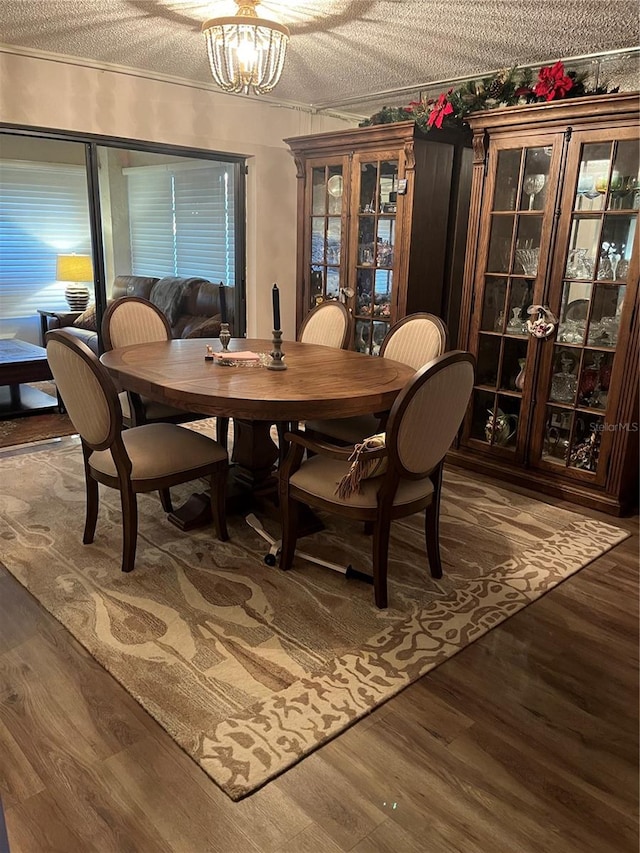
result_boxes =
[101,337,415,522]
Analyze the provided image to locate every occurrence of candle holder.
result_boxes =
[219,322,231,353]
[267,329,287,370]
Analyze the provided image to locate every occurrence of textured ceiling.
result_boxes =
[1,0,638,116]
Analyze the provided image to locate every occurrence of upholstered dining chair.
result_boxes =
[305,312,448,445]
[46,330,229,573]
[279,351,475,608]
[274,299,354,461]
[102,296,229,449]
[298,300,353,349]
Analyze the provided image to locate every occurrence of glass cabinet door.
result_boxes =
[307,162,346,310]
[467,141,558,456]
[351,154,398,354]
[534,135,639,482]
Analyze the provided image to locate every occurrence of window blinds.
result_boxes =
[126,163,236,285]
[0,163,91,318]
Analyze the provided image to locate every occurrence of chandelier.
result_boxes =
[202,1,290,96]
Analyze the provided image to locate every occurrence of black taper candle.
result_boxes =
[218,282,227,325]
[272,283,281,331]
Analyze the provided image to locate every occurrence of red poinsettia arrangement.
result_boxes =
[532,61,574,101]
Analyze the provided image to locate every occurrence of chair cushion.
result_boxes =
[289,455,433,509]
[89,422,226,482]
[117,391,188,423]
[306,413,381,444]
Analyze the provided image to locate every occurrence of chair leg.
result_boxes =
[424,499,443,579]
[425,465,444,579]
[276,421,290,467]
[217,417,229,453]
[372,518,391,608]
[279,493,298,571]
[120,485,138,573]
[210,471,229,542]
[159,488,173,513]
[83,473,99,544]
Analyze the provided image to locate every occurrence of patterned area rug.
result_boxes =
[0,382,76,448]
[0,438,628,800]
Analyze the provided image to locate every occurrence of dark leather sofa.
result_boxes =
[45,275,235,354]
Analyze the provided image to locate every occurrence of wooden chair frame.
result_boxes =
[47,330,228,574]
[102,296,229,448]
[279,351,475,608]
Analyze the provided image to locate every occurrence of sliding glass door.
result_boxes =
[0,129,246,350]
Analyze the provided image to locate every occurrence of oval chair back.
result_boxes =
[298,301,352,349]
[102,296,171,351]
[386,351,475,478]
[47,329,121,451]
[380,313,448,370]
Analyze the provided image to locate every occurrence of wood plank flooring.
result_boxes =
[0,446,637,852]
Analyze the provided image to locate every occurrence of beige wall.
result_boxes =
[0,51,354,337]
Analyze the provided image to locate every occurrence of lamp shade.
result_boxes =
[56,254,93,311]
[56,254,93,282]
[202,0,289,95]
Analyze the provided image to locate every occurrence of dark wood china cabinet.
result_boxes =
[285,122,472,353]
[450,92,639,515]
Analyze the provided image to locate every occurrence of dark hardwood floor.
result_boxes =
[0,443,637,852]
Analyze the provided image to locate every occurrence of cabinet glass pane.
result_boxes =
[574,143,611,211]
[481,277,508,331]
[470,389,495,442]
[373,270,392,318]
[311,168,326,215]
[356,269,375,315]
[520,148,551,211]
[376,218,395,267]
[610,140,639,211]
[500,338,528,392]
[310,265,323,305]
[327,165,344,215]
[568,414,603,472]
[558,280,591,343]
[360,162,378,213]
[372,320,387,355]
[505,278,533,336]
[566,216,599,277]
[476,334,500,386]
[542,407,572,465]
[354,319,371,354]
[379,161,399,210]
[549,346,579,404]
[326,268,340,299]
[578,350,614,410]
[358,217,375,265]
[326,217,341,264]
[494,149,521,211]
[487,215,515,272]
[587,284,625,347]
[599,214,636,281]
[514,217,543,276]
[311,217,324,262]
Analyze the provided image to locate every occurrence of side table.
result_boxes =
[37,308,81,346]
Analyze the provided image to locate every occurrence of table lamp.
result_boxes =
[56,254,93,311]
